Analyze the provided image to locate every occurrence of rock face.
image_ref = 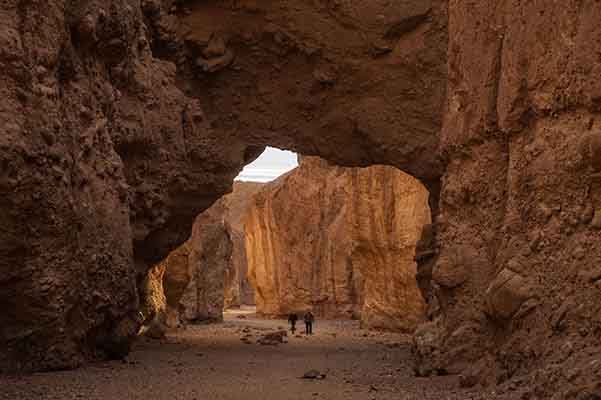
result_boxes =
[141,181,262,330]
[139,242,191,337]
[2,0,600,396]
[245,157,431,332]
[0,0,254,372]
[180,201,232,323]
[414,3,601,397]
[221,182,264,309]
[1,0,445,371]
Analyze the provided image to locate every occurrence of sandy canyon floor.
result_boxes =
[1,309,509,400]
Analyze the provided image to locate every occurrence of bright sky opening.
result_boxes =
[235,147,299,183]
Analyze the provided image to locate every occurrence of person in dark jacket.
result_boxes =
[288,313,298,333]
[303,311,315,335]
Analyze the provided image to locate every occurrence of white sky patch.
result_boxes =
[236,147,299,183]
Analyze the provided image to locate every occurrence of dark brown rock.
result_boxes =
[485,269,534,321]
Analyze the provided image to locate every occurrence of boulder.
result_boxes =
[257,330,288,346]
[485,269,533,321]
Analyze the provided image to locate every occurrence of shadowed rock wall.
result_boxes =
[222,182,264,309]
[0,0,252,372]
[412,2,601,397]
[141,181,262,331]
[245,157,431,332]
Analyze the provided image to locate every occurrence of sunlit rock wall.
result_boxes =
[245,157,431,332]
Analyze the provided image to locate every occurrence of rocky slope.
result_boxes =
[245,157,431,332]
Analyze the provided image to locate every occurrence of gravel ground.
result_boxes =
[0,309,503,400]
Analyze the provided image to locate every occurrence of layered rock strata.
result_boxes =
[245,157,431,332]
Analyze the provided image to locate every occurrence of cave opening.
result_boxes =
[139,145,434,340]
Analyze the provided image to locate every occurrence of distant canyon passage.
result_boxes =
[1,0,601,398]
[245,157,431,332]
[140,181,263,336]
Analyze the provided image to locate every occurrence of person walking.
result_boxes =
[303,311,315,335]
[288,313,298,333]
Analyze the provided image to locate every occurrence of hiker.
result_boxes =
[288,313,298,333]
[303,311,315,335]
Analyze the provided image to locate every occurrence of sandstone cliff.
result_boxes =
[245,157,431,332]
[180,201,232,323]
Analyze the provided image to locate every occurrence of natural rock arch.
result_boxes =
[0,0,446,371]
[3,1,601,397]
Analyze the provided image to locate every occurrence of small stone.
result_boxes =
[203,35,227,58]
[573,246,586,260]
[590,209,601,229]
[257,330,287,345]
[485,268,533,320]
[301,370,326,380]
[578,266,601,283]
[581,203,594,224]
[539,202,553,219]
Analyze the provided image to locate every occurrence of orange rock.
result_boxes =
[245,157,431,332]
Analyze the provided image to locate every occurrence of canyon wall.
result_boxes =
[413,3,601,397]
[140,181,261,332]
[221,182,264,309]
[179,201,232,323]
[2,0,600,396]
[0,0,446,371]
[0,0,254,372]
[245,157,431,332]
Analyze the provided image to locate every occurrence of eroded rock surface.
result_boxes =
[245,157,431,332]
[180,201,232,323]
[2,0,600,396]
[221,182,264,309]
[413,2,601,397]
[1,0,445,371]
[0,0,255,372]
[141,181,262,330]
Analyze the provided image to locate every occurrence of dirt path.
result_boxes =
[1,309,499,400]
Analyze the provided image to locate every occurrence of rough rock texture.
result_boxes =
[222,182,264,309]
[179,201,232,323]
[3,0,601,396]
[0,0,251,372]
[413,2,601,398]
[175,0,448,183]
[245,157,431,332]
[0,0,445,371]
[140,181,261,332]
[139,242,192,337]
